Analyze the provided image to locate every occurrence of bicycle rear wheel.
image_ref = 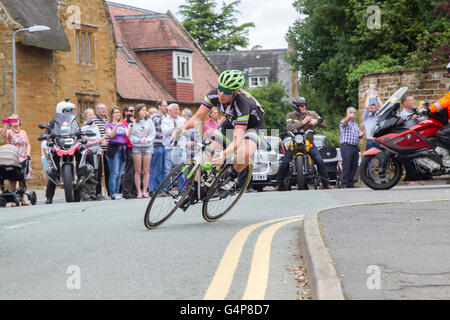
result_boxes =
[144,160,195,229]
[202,162,253,222]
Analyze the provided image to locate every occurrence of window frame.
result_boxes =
[172,51,193,82]
[75,29,95,66]
[249,76,268,88]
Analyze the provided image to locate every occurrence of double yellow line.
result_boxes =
[203,215,304,300]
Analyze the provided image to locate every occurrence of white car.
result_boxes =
[251,136,285,191]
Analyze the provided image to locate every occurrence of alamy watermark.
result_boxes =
[367,5,381,30]
[66,265,81,290]
[66,5,81,30]
[366,265,381,290]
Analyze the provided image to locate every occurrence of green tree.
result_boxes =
[285,0,449,122]
[179,0,255,51]
[247,82,290,132]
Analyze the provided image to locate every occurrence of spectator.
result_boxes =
[81,108,104,201]
[161,103,186,190]
[0,114,32,205]
[363,94,380,151]
[339,107,363,188]
[204,107,220,139]
[362,84,384,107]
[94,103,109,199]
[418,100,431,111]
[399,95,416,119]
[130,104,155,198]
[149,100,168,193]
[40,140,50,190]
[104,106,132,200]
[181,108,201,160]
[121,105,138,199]
[148,107,158,116]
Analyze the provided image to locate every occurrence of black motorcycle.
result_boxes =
[277,121,321,190]
[38,113,96,202]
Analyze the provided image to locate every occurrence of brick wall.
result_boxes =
[137,51,194,103]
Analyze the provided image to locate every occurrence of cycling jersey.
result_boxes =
[202,88,265,129]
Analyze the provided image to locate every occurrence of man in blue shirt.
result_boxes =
[363,94,380,151]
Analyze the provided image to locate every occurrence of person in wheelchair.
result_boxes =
[275,97,332,190]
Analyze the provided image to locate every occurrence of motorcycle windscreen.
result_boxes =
[51,113,80,137]
[376,86,409,118]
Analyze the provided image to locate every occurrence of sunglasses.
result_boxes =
[218,86,234,95]
[62,109,72,113]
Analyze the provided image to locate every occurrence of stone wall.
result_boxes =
[0,0,117,188]
[358,66,449,151]
[358,66,449,111]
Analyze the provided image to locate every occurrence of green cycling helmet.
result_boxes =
[218,70,245,91]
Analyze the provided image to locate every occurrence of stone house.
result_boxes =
[107,2,220,114]
[206,49,299,99]
[0,0,117,186]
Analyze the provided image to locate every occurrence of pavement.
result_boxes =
[301,185,450,300]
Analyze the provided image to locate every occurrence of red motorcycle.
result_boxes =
[361,87,450,190]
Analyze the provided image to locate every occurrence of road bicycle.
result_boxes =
[144,138,253,229]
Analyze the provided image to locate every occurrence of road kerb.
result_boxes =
[301,199,449,300]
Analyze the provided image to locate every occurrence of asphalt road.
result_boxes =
[1,183,449,300]
[0,190,339,300]
[320,201,450,300]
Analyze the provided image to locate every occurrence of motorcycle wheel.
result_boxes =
[296,156,307,190]
[360,155,402,190]
[62,164,75,202]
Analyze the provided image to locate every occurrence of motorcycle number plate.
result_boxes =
[253,174,267,181]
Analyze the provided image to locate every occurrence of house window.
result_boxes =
[249,76,268,88]
[77,100,95,123]
[173,52,192,81]
[76,30,95,65]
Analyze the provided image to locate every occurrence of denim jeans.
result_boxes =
[163,147,186,191]
[366,140,380,151]
[106,149,126,196]
[149,145,165,192]
[277,145,330,187]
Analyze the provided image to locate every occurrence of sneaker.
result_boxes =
[179,185,199,211]
[111,194,124,200]
[219,168,238,192]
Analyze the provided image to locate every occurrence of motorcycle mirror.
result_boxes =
[37,134,49,141]
[275,120,283,127]
[85,120,94,126]
[317,117,324,124]
[412,108,417,113]
[81,138,88,144]
[38,124,49,130]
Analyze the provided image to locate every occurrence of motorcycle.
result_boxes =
[38,113,97,202]
[277,120,321,190]
[361,86,450,190]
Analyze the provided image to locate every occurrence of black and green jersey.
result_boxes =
[202,88,265,129]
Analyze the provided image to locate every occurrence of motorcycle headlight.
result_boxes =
[295,135,304,144]
[58,138,74,148]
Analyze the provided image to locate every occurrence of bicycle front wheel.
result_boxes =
[144,160,196,229]
[202,162,253,222]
